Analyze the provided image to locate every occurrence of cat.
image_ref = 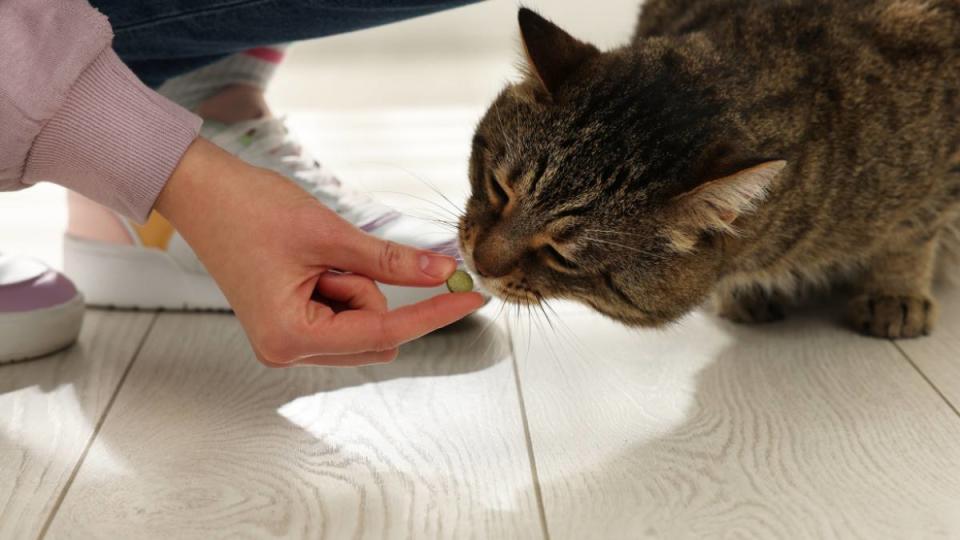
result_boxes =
[458,1,960,339]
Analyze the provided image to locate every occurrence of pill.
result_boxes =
[446,270,475,293]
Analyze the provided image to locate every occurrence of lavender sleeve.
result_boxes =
[0,0,202,222]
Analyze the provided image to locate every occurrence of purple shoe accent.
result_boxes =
[359,211,402,233]
[0,270,79,313]
[426,239,464,262]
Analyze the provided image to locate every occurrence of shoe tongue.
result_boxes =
[198,120,228,138]
[0,255,48,286]
[200,118,286,151]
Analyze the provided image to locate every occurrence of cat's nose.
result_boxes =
[473,231,520,278]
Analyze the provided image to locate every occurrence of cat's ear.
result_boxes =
[666,160,787,251]
[518,8,600,97]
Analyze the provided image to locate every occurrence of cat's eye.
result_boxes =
[486,172,510,209]
[541,244,579,272]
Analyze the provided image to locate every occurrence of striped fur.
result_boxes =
[459,1,960,338]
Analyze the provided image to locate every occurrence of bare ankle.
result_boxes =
[195,84,271,124]
[66,192,134,245]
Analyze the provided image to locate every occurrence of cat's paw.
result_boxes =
[715,287,786,324]
[847,294,937,339]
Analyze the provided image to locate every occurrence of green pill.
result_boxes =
[446,270,475,293]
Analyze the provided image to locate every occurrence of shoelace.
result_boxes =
[215,117,400,228]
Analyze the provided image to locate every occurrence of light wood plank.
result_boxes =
[0,311,154,540]
[511,306,960,539]
[897,286,960,412]
[46,311,543,539]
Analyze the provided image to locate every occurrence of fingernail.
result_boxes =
[420,253,456,279]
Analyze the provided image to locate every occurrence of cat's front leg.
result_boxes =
[713,283,787,324]
[847,236,939,339]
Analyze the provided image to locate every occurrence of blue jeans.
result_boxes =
[88,0,481,88]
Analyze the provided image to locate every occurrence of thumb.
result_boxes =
[325,227,459,287]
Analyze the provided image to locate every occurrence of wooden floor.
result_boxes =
[4,3,960,537]
[3,288,960,539]
[4,107,960,540]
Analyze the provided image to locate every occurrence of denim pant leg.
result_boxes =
[88,0,483,88]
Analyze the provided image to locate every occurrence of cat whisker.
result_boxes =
[542,299,590,359]
[478,307,503,365]
[366,190,463,222]
[527,302,573,383]
[418,216,464,230]
[467,298,507,352]
[525,302,534,359]
[383,209,462,232]
[349,160,465,216]
[424,185,464,222]
[398,173,465,221]
[532,294,557,335]
[396,209,460,225]
[532,294,582,359]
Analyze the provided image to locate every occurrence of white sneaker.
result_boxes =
[65,117,463,311]
[0,255,85,364]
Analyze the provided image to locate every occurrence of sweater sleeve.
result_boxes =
[0,0,202,223]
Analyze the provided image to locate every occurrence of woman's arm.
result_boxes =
[0,0,200,222]
[1,1,483,365]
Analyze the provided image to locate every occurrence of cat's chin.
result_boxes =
[470,274,542,305]
[583,299,685,329]
[486,287,541,306]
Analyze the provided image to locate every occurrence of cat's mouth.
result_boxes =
[458,240,539,304]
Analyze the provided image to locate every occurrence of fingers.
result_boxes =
[307,292,485,354]
[315,272,388,312]
[322,228,458,287]
[253,291,483,366]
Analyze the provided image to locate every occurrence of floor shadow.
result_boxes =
[521,309,960,539]
[35,309,541,537]
[0,312,155,537]
[0,347,81,396]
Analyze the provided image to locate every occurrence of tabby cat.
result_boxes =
[458,0,960,338]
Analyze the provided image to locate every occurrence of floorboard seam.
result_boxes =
[892,340,960,419]
[506,318,551,540]
[36,312,160,540]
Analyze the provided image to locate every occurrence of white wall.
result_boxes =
[271,0,645,109]
[288,0,642,53]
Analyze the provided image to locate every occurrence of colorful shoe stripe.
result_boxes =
[427,239,463,262]
[133,212,177,250]
[359,211,403,233]
[243,47,286,64]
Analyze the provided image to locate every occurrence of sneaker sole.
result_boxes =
[64,235,231,311]
[0,294,85,364]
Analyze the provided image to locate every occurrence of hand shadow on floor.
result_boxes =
[0,309,152,401]
[2,309,530,537]
[0,308,509,394]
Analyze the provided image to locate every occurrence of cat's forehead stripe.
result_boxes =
[527,155,551,195]
[548,200,599,221]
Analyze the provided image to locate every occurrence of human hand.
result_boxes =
[155,138,484,366]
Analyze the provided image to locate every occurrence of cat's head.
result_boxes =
[459,9,786,326]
